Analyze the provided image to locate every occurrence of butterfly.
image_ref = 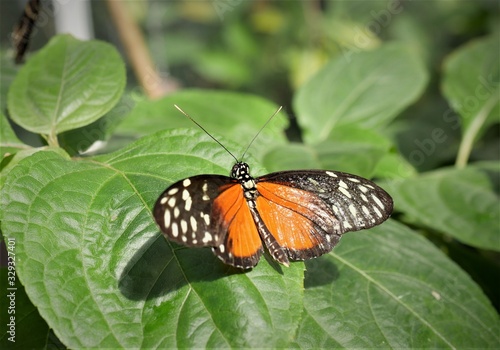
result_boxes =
[153,106,393,269]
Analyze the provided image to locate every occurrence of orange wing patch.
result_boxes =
[257,182,340,258]
[212,184,262,265]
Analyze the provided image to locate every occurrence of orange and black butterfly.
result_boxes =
[154,107,393,269]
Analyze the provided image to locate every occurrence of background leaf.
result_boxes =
[116,89,288,160]
[382,166,500,251]
[263,125,391,178]
[7,34,125,135]
[294,44,428,143]
[297,220,500,348]
[442,35,500,137]
[0,130,303,349]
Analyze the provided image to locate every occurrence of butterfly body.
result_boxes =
[154,161,393,269]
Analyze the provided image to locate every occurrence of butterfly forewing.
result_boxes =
[154,175,234,247]
[256,170,393,234]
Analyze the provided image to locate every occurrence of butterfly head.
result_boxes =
[231,162,258,198]
[231,162,251,181]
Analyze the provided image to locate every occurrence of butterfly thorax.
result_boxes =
[231,162,258,201]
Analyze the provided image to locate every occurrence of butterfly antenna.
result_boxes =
[174,105,239,162]
[240,106,283,160]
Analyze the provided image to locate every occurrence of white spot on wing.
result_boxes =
[167,188,179,195]
[202,231,212,243]
[173,207,180,218]
[358,185,369,193]
[167,197,176,208]
[326,171,337,177]
[372,195,385,210]
[373,206,383,218]
[163,210,171,227]
[348,177,360,183]
[219,244,225,253]
[362,205,370,216]
[332,205,340,215]
[185,196,192,211]
[339,180,348,189]
[171,222,179,237]
[348,204,358,217]
[160,197,168,205]
[190,216,197,232]
[183,178,191,187]
[339,187,352,198]
[180,220,188,234]
[202,213,210,225]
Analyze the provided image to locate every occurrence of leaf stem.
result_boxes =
[46,129,60,148]
[455,91,499,169]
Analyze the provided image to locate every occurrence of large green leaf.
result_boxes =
[442,35,499,139]
[7,34,125,135]
[297,220,500,348]
[0,129,303,348]
[383,167,500,251]
[116,89,288,161]
[294,43,428,143]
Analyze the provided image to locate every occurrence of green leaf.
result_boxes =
[442,35,500,167]
[372,151,418,180]
[117,89,288,160]
[263,143,321,172]
[263,125,391,178]
[0,130,303,348]
[58,93,136,155]
[294,43,428,143]
[297,220,500,348]
[442,35,499,138]
[384,167,500,251]
[7,34,125,135]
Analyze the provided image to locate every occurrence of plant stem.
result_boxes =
[455,91,499,169]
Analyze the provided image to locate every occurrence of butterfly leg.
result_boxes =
[248,204,290,267]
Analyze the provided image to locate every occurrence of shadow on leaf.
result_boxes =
[304,257,340,288]
[118,234,249,301]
